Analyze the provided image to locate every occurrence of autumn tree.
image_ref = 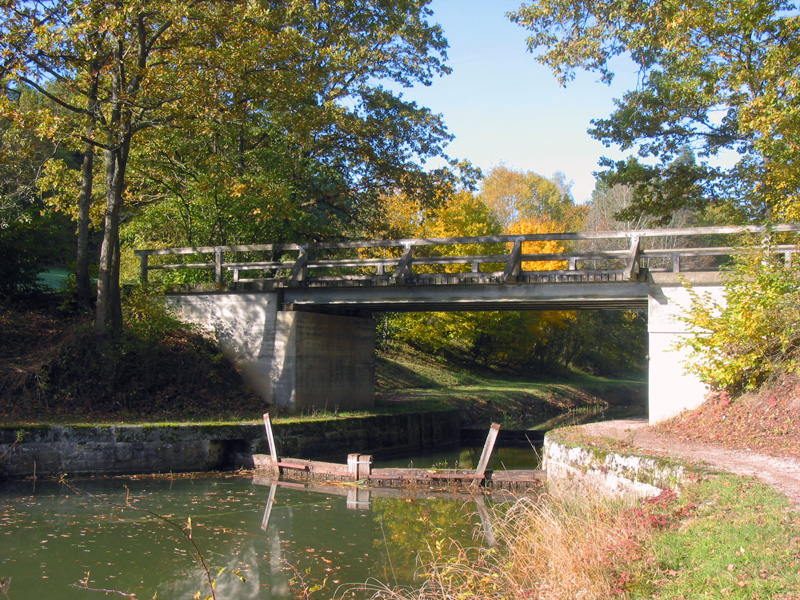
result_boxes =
[479,165,584,230]
[1,0,460,329]
[121,1,469,253]
[509,0,800,223]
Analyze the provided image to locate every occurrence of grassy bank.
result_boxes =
[1,297,645,426]
[367,473,799,599]
[377,345,646,428]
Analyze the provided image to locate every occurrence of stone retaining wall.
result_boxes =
[0,409,460,479]
[543,429,694,498]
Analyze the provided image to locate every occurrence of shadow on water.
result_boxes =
[0,473,526,599]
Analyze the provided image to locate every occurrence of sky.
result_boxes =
[401,0,640,204]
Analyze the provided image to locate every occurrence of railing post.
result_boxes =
[623,235,641,280]
[289,247,309,285]
[393,244,414,283]
[214,247,224,283]
[139,252,149,284]
[503,240,522,283]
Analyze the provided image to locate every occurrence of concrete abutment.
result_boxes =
[166,292,374,412]
[646,273,726,424]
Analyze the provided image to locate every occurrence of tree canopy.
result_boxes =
[510,0,800,223]
[1,0,465,328]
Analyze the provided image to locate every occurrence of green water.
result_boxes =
[376,445,541,470]
[0,474,508,599]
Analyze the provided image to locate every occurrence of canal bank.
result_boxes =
[542,420,697,499]
[0,409,460,479]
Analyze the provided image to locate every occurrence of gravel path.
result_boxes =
[578,418,800,510]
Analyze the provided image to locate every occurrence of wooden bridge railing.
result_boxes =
[134,224,800,287]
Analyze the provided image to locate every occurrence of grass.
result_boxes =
[363,474,800,600]
[632,475,800,598]
[376,345,646,427]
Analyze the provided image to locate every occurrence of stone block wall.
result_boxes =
[0,410,460,479]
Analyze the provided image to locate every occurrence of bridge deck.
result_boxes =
[136,225,800,311]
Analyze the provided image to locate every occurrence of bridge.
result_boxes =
[136,224,800,424]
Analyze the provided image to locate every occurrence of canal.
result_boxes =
[0,448,538,599]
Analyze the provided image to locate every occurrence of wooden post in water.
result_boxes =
[263,413,278,465]
[473,423,501,488]
[347,454,372,481]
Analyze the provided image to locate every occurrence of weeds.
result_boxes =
[370,474,800,600]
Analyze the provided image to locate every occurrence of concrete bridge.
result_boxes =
[136,224,800,424]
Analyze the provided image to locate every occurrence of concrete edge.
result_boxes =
[543,428,706,499]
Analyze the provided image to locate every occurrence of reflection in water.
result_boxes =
[375,446,541,471]
[0,475,517,599]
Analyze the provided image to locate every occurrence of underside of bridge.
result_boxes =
[165,272,724,424]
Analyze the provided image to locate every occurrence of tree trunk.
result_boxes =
[77,66,100,311]
[95,143,127,334]
[76,141,94,310]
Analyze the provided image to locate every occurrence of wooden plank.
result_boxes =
[474,423,501,479]
[263,413,278,464]
[273,458,350,477]
[623,235,641,281]
[134,224,800,258]
[503,241,522,283]
[490,470,545,482]
[424,472,485,480]
[147,262,215,270]
[273,461,310,471]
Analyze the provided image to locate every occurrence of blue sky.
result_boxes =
[403,0,640,204]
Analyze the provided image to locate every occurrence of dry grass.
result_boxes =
[349,489,660,600]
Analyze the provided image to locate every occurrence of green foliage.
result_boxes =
[678,236,800,393]
[510,0,800,222]
[1,0,467,331]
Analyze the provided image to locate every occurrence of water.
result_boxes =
[376,445,541,471]
[0,470,519,599]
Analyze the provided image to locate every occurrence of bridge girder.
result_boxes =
[280,281,650,313]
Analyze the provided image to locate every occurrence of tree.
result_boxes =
[510,0,800,223]
[679,238,800,393]
[2,0,459,329]
[479,165,583,229]
[1,0,209,329]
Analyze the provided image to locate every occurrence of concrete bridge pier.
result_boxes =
[647,273,726,424]
[166,293,375,412]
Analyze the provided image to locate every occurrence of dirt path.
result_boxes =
[579,418,800,510]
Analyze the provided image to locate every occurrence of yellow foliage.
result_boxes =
[38,158,105,228]
[505,217,568,271]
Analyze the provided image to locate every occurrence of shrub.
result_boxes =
[678,234,800,394]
